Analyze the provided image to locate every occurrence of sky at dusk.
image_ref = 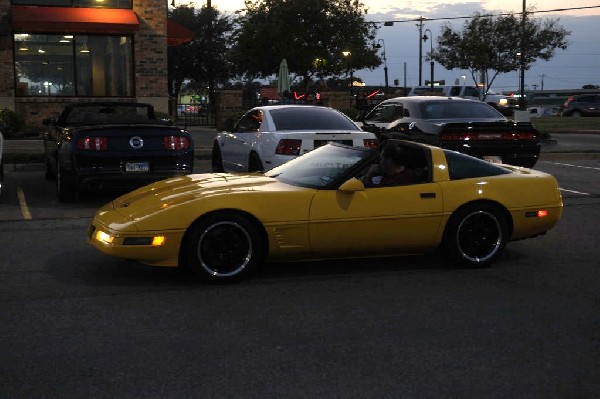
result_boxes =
[180,0,600,92]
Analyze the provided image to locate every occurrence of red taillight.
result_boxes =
[163,135,190,150]
[77,136,107,151]
[537,210,548,218]
[363,139,379,148]
[275,139,301,155]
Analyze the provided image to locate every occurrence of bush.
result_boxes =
[0,108,26,138]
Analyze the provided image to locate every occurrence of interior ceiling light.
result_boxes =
[19,46,29,51]
[38,48,45,53]
[80,43,90,53]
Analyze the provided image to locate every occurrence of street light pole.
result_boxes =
[423,29,434,90]
[376,39,389,93]
[342,51,353,95]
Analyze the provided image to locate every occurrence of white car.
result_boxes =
[211,105,379,172]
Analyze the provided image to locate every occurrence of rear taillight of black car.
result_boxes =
[163,135,191,150]
[77,136,108,151]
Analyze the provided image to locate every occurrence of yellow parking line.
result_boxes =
[17,187,32,220]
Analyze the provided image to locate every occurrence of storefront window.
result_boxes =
[14,34,133,97]
[11,0,132,8]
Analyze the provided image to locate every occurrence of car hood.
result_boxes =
[99,173,311,231]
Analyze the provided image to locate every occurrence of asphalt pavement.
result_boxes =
[3,125,600,163]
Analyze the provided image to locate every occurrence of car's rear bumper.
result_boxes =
[72,152,194,190]
[441,141,541,167]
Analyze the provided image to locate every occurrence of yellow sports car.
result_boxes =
[88,140,563,282]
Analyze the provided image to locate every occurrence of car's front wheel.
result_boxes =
[442,203,509,268]
[182,212,266,283]
[211,142,224,172]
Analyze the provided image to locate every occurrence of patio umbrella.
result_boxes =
[277,58,291,96]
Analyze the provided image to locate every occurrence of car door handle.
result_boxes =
[420,192,436,199]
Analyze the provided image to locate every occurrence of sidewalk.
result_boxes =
[3,126,600,163]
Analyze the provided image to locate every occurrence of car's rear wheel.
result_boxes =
[56,163,77,202]
[45,159,56,180]
[211,142,224,172]
[248,152,263,172]
[442,203,508,268]
[182,212,266,283]
[0,161,4,199]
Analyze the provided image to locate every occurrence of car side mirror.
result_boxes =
[338,177,365,192]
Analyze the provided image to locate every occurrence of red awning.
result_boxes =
[167,19,194,46]
[12,5,140,34]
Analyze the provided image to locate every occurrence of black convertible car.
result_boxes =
[43,102,194,201]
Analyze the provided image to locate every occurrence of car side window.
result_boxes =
[463,87,480,97]
[450,87,461,96]
[365,103,404,123]
[235,110,263,132]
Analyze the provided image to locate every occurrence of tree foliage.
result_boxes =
[433,11,570,93]
[168,5,234,103]
[230,0,381,89]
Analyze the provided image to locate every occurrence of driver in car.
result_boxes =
[361,142,416,187]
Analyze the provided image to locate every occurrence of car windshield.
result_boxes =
[418,101,505,119]
[265,144,375,189]
[269,107,360,131]
[62,104,154,126]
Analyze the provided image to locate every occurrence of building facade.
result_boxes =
[0,0,169,132]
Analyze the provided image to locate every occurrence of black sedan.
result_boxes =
[43,102,194,201]
[361,96,541,168]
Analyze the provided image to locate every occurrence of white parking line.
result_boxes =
[560,188,591,196]
[17,187,32,220]
[547,162,600,171]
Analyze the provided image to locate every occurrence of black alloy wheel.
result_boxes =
[182,212,265,283]
[443,203,508,268]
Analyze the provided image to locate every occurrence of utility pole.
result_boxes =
[417,17,424,86]
[519,0,527,109]
[539,74,546,90]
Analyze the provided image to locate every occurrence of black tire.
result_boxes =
[56,163,77,202]
[181,212,266,283]
[442,203,508,268]
[0,161,4,199]
[211,142,224,172]
[45,159,56,180]
[248,152,263,172]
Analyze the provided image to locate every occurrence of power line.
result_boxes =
[375,5,600,25]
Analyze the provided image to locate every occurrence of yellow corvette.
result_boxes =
[88,140,563,282]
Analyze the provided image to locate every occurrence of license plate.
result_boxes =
[314,140,353,148]
[125,162,150,172]
[483,156,502,164]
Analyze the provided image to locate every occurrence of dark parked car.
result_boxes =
[43,102,194,201]
[561,94,600,117]
[361,96,541,168]
[0,130,4,198]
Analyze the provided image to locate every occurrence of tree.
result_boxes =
[168,5,234,107]
[432,11,570,96]
[230,0,381,91]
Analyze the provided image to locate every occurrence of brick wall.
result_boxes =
[1,0,169,132]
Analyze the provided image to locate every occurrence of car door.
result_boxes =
[221,110,263,172]
[308,182,444,257]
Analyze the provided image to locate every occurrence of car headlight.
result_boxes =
[95,230,115,245]
[498,98,508,106]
